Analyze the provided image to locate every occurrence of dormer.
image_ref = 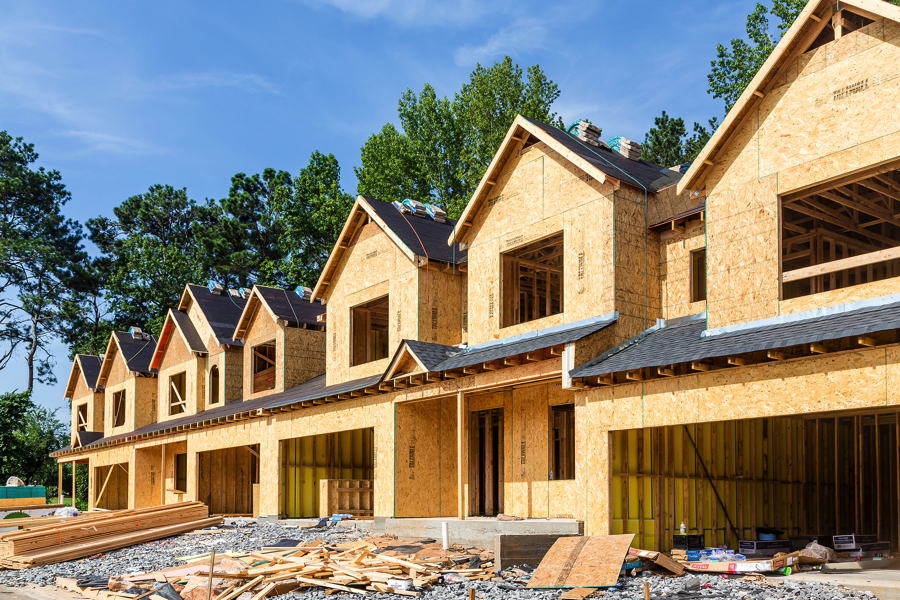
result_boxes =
[448,115,690,352]
[313,196,467,386]
[96,330,159,436]
[64,354,104,447]
[150,308,209,422]
[233,285,326,399]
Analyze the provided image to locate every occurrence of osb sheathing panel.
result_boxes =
[186,298,219,351]
[133,446,162,509]
[394,397,458,517]
[706,176,779,329]
[87,446,133,510]
[94,462,130,510]
[779,276,900,315]
[283,328,326,389]
[104,377,156,438]
[157,331,204,421]
[69,371,105,443]
[224,348,243,403]
[648,185,704,227]
[417,268,463,346]
[325,219,416,386]
[242,304,281,399]
[463,143,618,347]
[659,226,707,320]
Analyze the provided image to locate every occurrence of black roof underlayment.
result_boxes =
[186,284,248,346]
[255,285,325,326]
[77,354,103,388]
[363,196,468,265]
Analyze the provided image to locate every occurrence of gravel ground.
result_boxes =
[0,521,363,588]
[0,522,881,599]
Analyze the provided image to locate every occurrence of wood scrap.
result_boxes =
[527,535,635,589]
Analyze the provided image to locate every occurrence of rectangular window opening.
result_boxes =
[690,248,707,303]
[351,295,390,366]
[169,371,187,416]
[174,452,187,493]
[76,404,88,431]
[781,166,900,299]
[252,342,277,393]
[501,232,564,328]
[550,404,575,480]
[113,390,126,427]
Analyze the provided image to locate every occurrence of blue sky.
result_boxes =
[1,0,750,418]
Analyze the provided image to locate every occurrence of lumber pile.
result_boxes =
[64,540,498,599]
[609,136,642,160]
[0,501,222,569]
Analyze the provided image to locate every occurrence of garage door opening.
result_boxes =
[198,444,260,516]
[281,428,374,518]
[610,409,900,551]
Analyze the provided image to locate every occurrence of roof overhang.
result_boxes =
[449,115,619,246]
[150,309,208,370]
[677,0,900,196]
[312,196,421,302]
[96,332,124,387]
[234,286,279,341]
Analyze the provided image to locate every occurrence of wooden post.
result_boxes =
[834,418,840,535]
[457,391,466,520]
[207,551,216,600]
[58,462,63,505]
[72,462,77,509]
[161,444,167,506]
[876,415,882,539]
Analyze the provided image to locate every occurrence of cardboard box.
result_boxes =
[685,553,799,574]
[738,540,790,556]
[833,535,878,550]
[672,534,704,550]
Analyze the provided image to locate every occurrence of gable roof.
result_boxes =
[64,354,103,399]
[313,195,467,301]
[450,115,680,244]
[180,284,248,348]
[233,285,326,340]
[149,309,208,370]
[677,0,900,195]
[97,330,159,386]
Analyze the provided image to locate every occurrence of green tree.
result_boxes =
[0,131,87,390]
[58,257,116,359]
[205,169,293,287]
[0,390,33,481]
[280,151,355,289]
[11,404,68,487]
[356,56,564,218]
[708,0,807,111]
[642,112,719,166]
[86,185,219,335]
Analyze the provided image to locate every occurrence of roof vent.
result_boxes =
[567,120,604,148]
[208,281,224,294]
[425,203,446,223]
[238,287,252,299]
[295,286,312,300]
[608,136,642,160]
[129,326,143,340]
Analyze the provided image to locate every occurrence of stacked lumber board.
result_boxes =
[1,501,222,569]
[571,121,603,147]
[64,540,498,599]
[609,136,642,160]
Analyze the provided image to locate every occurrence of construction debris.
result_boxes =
[0,502,221,569]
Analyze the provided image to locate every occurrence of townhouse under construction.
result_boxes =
[54,0,900,552]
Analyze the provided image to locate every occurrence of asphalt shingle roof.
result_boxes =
[171,309,207,354]
[77,355,102,389]
[256,285,325,327]
[364,197,468,264]
[395,313,618,375]
[571,297,900,378]
[114,331,159,375]
[187,284,247,347]
[526,118,682,193]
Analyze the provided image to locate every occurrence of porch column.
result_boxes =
[457,391,467,520]
[58,462,63,505]
[72,462,77,508]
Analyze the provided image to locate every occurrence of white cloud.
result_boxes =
[304,0,493,26]
[56,130,162,155]
[158,72,281,94]
[454,19,547,67]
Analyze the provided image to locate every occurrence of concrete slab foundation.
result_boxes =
[378,517,583,549]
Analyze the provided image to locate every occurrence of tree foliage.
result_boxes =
[642,112,719,167]
[708,0,807,111]
[0,390,33,480]
[356,56,563,218]
[12,404,68,487]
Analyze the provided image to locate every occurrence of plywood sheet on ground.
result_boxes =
[526,534,634,588]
